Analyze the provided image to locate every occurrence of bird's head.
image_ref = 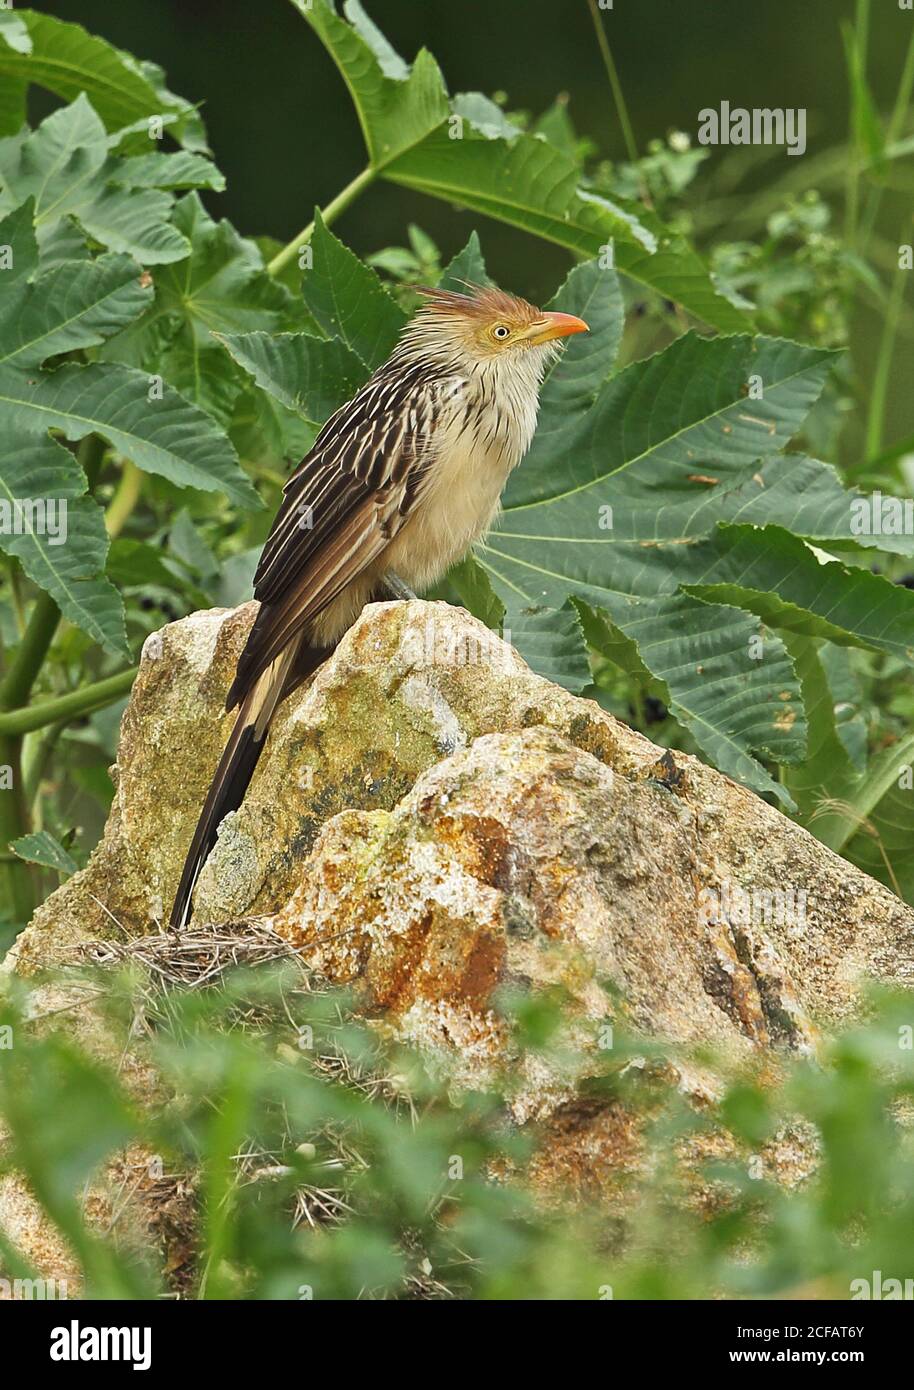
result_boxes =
[403,283,588,372]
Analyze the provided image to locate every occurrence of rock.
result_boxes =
[10,599,912,1032]
[3,598,913,1283]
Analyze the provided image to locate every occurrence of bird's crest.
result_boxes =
[415,281,541,325]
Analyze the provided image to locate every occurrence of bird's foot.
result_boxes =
[378,572,418,602]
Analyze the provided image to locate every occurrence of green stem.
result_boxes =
[865,247,908,465]
[105,460,143,538]
[0,667,139,739]
[0,591,60,713]
[23,720,65,807]
[267,164,376,277]
[0,733,33,922]
[842,0,871,253]
[586,0,641,169]
[859,26,914,248]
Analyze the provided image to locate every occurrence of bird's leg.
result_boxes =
[378,572,418,602]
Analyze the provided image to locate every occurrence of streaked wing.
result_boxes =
[227,364,450,706]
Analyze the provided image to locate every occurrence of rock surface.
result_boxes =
[11,598,913,1035]
[3,598,914,1282]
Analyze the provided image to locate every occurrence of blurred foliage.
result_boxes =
[1,963,914,1299]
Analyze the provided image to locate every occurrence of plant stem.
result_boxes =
[0,591,60,713]
[0,737,34,921]
[586,0,640,168]
[105,460,143,538]
[859,26,914,248]
[865,246,908,464]
[0,667,139,740]
[267,164,376,277]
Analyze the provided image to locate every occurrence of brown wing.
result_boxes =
[225,361,450,709]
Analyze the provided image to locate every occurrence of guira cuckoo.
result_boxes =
[170,283,588,927]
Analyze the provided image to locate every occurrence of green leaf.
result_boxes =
[292,0,449,170]
[437,230,488,291]
[0,74,26,140]
[302,209,406,369]
[0,195,38,284]
[106,538,187,590]
[294,0,747,332]
[842,747,914,905]
[679,523,914,664]
[10,831,78,876]
[217,330,367,424]
[0,95,192,263]
[0,251,151,370]
[114,151,226,192]
[0,362,260,508]
[0,9,204,146]
[342,0,409,79]
[575,593,805,807]
[452,92,522,142]
[0,432,127,656]
[523,259,624,480]
[446,552,505,628]
[0,13,32,56]
[503,601,592,692]
[100,193,298,419]
[780,634,866,843]
[479,333,841,803]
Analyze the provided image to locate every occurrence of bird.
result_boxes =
[169,282,588,928]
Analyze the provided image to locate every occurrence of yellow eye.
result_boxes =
[492,324,510,340]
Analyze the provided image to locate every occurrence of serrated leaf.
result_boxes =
[0,13,31,56]
[679,523,914,664]
[100,193,298,418]
[437,230,489,292]
[294,0,747,331]
[780,633,866,843]
[342,0,409,78]
[0,95,191,263]
[293,0,449,169]
[217,329,367,423]
[106,538,187,590]
[302,209,406,369]
[0,74,26,139]
[0,195,38,285]
[0,362,259,508]
[843,754,914,905]
[0,10,203,146]
[10,831,78,876]
[503,601,591,691]
[0,431,127,656]
[575,592,804,807]
[0,251,151,369]
[479,332,841,803]
[446,552,505,628]
[115,152,225,191]
[522,260,623,481]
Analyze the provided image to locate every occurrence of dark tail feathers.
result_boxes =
[169,639,330,929]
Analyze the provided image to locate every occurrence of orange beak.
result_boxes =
[526,311,590,345]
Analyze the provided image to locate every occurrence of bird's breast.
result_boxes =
[384,377,537,589]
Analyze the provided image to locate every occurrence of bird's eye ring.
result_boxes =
[493,324,510,339]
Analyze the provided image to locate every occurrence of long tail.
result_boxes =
[169,636,327,929]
